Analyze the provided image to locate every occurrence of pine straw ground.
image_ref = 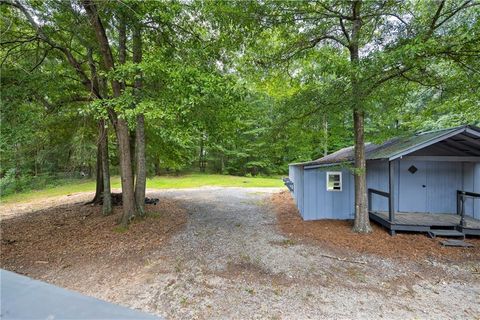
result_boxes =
[0,199,187,282]
[270,191,480,263]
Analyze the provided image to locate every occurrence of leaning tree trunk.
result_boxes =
[83,0,137,227]
[10,1,117,212]
[86,47,104,206]
[350,0,372,233]
[133,20,147,216]
[100,119,112,215]
[87,124,104,205]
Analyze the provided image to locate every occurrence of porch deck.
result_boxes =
[369,211,480,236]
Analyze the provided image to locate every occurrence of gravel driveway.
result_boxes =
[101,187,479,320]
[3,187,478,319]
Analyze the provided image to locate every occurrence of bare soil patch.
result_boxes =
[0,192,95,218]
[270,191,480,262]
[0,198,187,285]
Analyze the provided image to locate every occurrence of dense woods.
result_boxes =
[1,1,479,230]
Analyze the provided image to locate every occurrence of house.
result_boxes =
[288,125,480,236]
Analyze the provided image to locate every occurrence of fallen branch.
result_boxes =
[318,253,368,265]
[414,272,426,280]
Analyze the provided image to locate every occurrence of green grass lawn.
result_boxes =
[1,174,284,204]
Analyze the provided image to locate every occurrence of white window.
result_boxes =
[326,171,342,191]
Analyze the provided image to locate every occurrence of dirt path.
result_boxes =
[0,192,95,219]
[2,187,479,319]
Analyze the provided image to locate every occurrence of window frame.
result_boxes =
[326,171,343,192]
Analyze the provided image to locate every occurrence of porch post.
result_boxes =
[388,160,396,222]
[459,191,466,227]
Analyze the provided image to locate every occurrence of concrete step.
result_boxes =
[428,229,465,239]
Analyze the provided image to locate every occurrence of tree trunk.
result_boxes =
[34,148,38,176]
[132,20,147,216]
[322,114,328,157]
[122,13,136,198]
[116,119,137,226]
[92,145,103,203]
[100,119,112,215]
[134,115,146,216]
[87,122,103,205]
[83,0,137,226]
[199,136,206,172]
[85,46,105,206]
[154,157,161,175]
[118,17,126,64]
[352,109,371,233]
[349,0,372,233]
[130,131,136,174]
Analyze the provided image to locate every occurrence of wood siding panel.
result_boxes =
[288,165,295,188]
[315,169,328,219]
[332,171,353,219]
[474,163,480,219]
[289,165,305,217]
[316,169,325,219]
[297,167,304,217]
[398,160,427,212]
[303,169,318,220]
[302,168,353,220]
[397,160,466,214]
[462,163,475,216]
[349,171,355,217]
[366,160,389,212]
[426,162,462,214]
[291,157,480,221]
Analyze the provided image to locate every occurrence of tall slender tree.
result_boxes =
[82,0,138,226]
[132,17,147,217]
[3,0,146,226]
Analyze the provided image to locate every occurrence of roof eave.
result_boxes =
[387,125,479,161]
[304,160,353,170]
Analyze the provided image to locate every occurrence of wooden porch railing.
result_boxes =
[368,188,394,222]
[457,190,480,227]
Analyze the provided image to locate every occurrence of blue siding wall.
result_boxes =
[399,160,428,212]
[463,163,474,216]
[288,165,305,217]
[475,163,480,219]
[397,159,471,214]
[366,160,389,212]
[368,159,479,216]
[302,168,354,220]
[426,161,462,214]
[290,159,480,221]
[463,162,480,219]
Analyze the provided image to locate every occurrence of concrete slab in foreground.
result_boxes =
[0,269,160,320]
